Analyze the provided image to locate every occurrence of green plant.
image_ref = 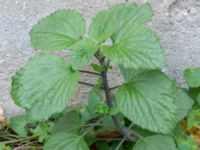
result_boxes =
[4,2,199,150]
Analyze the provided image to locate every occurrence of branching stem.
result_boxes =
[81,117,105,137]
[99,57,135,141]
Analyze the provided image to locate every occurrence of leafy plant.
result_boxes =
[2,2,199,150]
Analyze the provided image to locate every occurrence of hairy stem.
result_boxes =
[79,70,101,76]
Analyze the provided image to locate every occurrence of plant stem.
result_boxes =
[81,117,105,137]
[79,70,101,76]
[4,136,34,144]
[99,58,135,141]
[115,124,134,150]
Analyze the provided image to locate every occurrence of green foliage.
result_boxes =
[116,71,177,133]
[184,67,200,88]
[187,107,200,128]
[7,2,199,150]
[11,55,79,121]
[176,136,198,150]
[52,110,82,134]
[132,135,177,150]
[70,38,97,70]
[0,143,11,150]
[175,88,194,121]
[9,115,28,137]
[30,9,85,51]
[101,24,165,69]
[44,133,89,150]
[30,122,54,142]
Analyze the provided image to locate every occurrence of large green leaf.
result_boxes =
[89,3,153,43]
[101,24,165,69]
[44,133,89,150]
[116,71,177,133]
[30,9,85,51]
[184,67,200,88]
[175,88,194,122]
[132,135,177,150]
[52,110,82,134]
[9,115,28,137]
[70,38,97,70]
[11,55,79,121]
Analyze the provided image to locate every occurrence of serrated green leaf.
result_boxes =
[11,55,79,121]
[70,38,97,70]
[44,133,89,150]
[184,67,200,88]
[132,135,177,150]
[116,71,177,133]
[30,9,85,51]
[101,24,165,69]
[9,115,28,137]
[89,3,153,43]
[175,88,194,122]
[52,110,82,134]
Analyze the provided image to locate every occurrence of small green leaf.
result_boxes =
[0,142,11,150]
[91,64,107,72]
[52,110,82,134]
[176,135,198,150]
[89,3,153,43]
[175,88,194,122]
[132,135,177,150]
[9,115,28,137]
[95,103,109,114]
[187,106,200,128]
[81,88,102,121]
[116,71,177,133]
[31,122,52,142]
[44,133,89,150]
[184,67,200,88]
[11,55,79,121]
[101,24,165,69]
[30,9,85,51]
[70,38,97,70]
